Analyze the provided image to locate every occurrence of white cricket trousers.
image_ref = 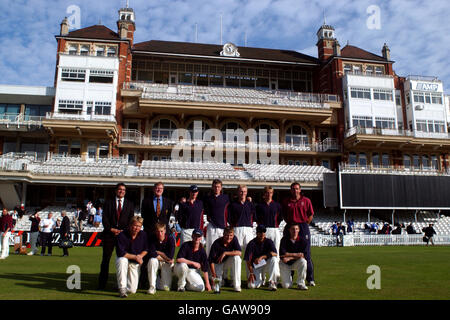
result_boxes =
[206,224,224,256]
[174,263,205,292]
[115,257,141,294]
[0,231,11,258]
[265,227,281,252]
[148,258,173,290]
[213,255,242,289]
[247,256,280,289]
[180,228,193,245]
[234,226,253,254]
[279,258,307,288]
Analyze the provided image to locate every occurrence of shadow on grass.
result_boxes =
[0,272,120,298]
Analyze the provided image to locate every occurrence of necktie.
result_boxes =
[156,198,161,218]
[117,199,122,222]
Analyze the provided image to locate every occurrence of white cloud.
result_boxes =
[0,0,448,92]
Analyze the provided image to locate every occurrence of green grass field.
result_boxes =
[0,246,449,300]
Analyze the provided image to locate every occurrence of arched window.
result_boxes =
[255,123,277,143]
[372,153,380,167]
[403,154,411,169]
[285,125,309,146]
[349,152,357,167]
[187,121,210,140]
[382,154,390,168]
[359,153,367,167]
[413,154,420,169]
[422,155,430,169]
[221,122,244,141]
[152,119,177,141]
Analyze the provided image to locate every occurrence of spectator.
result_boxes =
[346,219,354,233]
[27,211,41,255]
[0,208,13,259]
[381,223,392,235]
[60,210,71,257]
[98,206,103,216]
[331,221,338,235]
[88,205,96,226]
[77,207,85,232]
[39,212,56,256]
[370,222,378,234]
[406,223,416,234]
[392,224,402,235]
[115,216,148,298]
[93,212,102,228]
[11,210,18,228]
[422,224,437,246]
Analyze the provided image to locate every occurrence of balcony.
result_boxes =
[42,113,118,140]
[0,113,45,130]
[122,82,340,124]
[344,126,450,151]
[119,129,342,154]
[339,162,450,175]
[45,112,116,122]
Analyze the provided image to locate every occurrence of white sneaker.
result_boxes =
[298,283,308,290]
[147,286,156,295]
[177,286,185,292]
[163,285,170,292]
[307,281,316,287]
[27,252,34,256]
[234,286,241,292]
[268,281,277,291]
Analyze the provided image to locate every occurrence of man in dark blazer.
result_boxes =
[141,182,174,234]
[59,210,71,257]
[98,183,135,290]
[139,181,173,289]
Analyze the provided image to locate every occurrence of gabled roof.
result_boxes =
[340,45,387,62]
[132,40,320,65]
[57,25,121,41]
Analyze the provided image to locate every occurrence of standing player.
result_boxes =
[256,186,283,251]
[208,227,242,292]
[244,225,279,291]
[228,185,255,254]
[98,183,135,290]
[177,185,204,245]
[279,224,308,290]
[147,223,175,294]
[203,179,230,256]
[281,182,315,287]
[174,229,212,292]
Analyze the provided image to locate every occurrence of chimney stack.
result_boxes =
[60,17,69,36]
[382,43,390,61]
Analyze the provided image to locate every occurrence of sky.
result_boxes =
[0,0,449,93]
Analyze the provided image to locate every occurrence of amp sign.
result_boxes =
[416,83,439,91]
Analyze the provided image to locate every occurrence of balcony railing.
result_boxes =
[120,129,342,153]
[123,82,339,110]
[344,71,393,79]
[339,162,450,175]
[45,112,116,123]
[0,113,45,127]
[345,126,450,139]
[406,75,441,82]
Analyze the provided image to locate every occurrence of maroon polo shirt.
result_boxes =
[281,196,314,224]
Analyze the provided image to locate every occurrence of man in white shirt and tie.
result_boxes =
[39,212,56,256]
[98,183,135,290]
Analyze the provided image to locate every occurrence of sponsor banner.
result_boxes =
[10,231,102,247]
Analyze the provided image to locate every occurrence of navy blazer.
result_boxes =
[101,197,135,241]
[141,195,173,233]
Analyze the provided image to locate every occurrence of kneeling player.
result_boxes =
[115,216,148,298]
[279,224,308,290]
[147,223,175,294]
[244,225,279,291]
[209,227,242,292]
[174,229,212,292]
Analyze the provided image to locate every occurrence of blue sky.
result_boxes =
[0,0,449,93]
